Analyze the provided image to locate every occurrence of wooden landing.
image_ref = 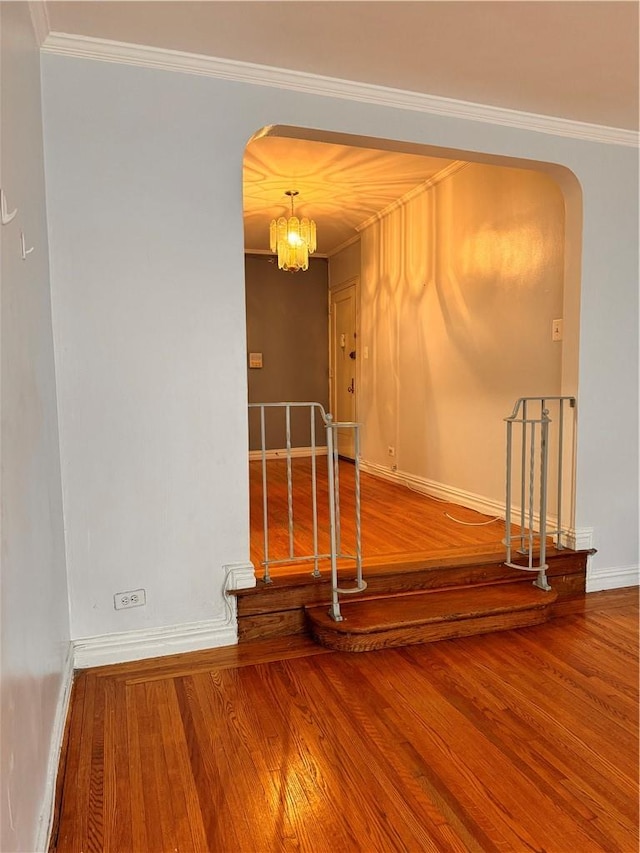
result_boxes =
[306,584,558,652]
[233,548,589,642]
[250,457,519,569]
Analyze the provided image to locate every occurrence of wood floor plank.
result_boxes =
[258,659,442,852]
[194,670,278,851]
[377,658,561,852]
[211,661,363,851]
[135,682,171,853]
[155,679,209,851]
[52,589,639,853]
[88,634,329,684]
[440,632,639,828]
[250,457,515,573]
[251,669,364,851]
[297,654,479,852]
[102,678,129,853]
[354,651,596,852]
[469,632,638,781]
[173,674,245,852]
[124,682,149,853]
[52,673,96,850]
[401,641,634,848]
[88,673,109,853]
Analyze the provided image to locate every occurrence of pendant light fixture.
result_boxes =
[269,190,317,272]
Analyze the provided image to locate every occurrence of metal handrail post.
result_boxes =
[519,399,528,552]
[556,400,565,549]
[535,412,552,591]
[310,409,320,578]
[333,432,342,555]
[325,416,343,621]
[504,395,577,589]
[527,421,536,572]
[505,418,513,564]
[285,404,294,559]
[259,405,271,583]
[354,425,364,589]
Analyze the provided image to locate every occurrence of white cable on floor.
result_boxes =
[444,512,502,526]
[401,480,450,502]
[397,474,502,520]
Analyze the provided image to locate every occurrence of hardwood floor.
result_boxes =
[51,588,638,852]
[250,458,512,573]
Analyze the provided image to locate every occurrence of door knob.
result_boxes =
[349,350,356,360]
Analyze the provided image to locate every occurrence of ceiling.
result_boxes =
[243,134,456,254]
[42,1,639,255]
[44,2,640,130]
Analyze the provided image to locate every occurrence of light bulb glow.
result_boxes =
[269,195,317,272]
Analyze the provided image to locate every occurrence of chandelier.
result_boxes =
[269,190,317,272]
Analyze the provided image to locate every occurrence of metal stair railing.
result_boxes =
[248,401,365,622]
[504,396,576,591]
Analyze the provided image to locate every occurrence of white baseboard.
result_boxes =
[36,642,75,853]
[587,563,639,592]
[73,616,237,669]
[73,562,257,669]
[222,560,256,627]
[360,460,506,519]
[564,527,594,551]
[249,445,326,461]
[224,561,256,591]
[360,460,590,551]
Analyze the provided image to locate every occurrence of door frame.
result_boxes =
[328,276,360,457]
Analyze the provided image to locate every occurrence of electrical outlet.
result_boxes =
[388,446,395,457]
[114,588,146,610]
[552,319,563,341]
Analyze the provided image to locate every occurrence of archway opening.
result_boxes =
[242,125,583,571]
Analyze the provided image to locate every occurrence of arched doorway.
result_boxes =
[242,126,583,574]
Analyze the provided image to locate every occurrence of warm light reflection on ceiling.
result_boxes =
[243,135,454,254]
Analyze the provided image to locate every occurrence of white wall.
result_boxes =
[0,6,71,851]
[40,52,638,646]
[359,163,565,503]
[41,61,253,643]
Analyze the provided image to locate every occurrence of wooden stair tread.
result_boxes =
[235,550,586,644]
[233,548,587,596]
[306,584,557,634]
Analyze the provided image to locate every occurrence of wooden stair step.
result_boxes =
[305,583,558,652]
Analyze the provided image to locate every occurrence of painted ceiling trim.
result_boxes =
[41,33,639,149]
[326,233,362,259]
[356,161,470,233]
[28,1,50,48]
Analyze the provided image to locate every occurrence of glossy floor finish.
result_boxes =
[250,457,511,574]
[52,589,638,852]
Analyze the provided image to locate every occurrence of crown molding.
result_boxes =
[356,160,469,232]
[327,232,361,258]
[28,2,50,48]
[41,33,639,148]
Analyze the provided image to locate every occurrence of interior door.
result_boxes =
[330,281,358,459]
